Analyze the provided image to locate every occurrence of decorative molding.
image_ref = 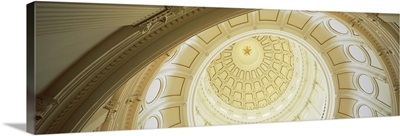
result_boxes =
[349,17,363,28]
[36,96,58,121]
[366,13,384,24]
[139,6,186,34]
[167,6,186,15]
[103,101,119,121]
[103,101,119,111]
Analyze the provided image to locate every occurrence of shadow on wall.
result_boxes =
[4,123,26,132]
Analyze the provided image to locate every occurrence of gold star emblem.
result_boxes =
[243,46,252,56]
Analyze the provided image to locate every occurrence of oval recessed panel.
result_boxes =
[348,45,366,62]
[328,19,349,34]
[144,116,159,129]
[359,75,374,94]
[145,79,162,103]
[358,105,373,118]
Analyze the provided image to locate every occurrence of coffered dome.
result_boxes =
[194,30,324,123]
[206,35,295,110]
[125,9,397,128]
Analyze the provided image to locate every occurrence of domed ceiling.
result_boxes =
[195,31,325,123]
[87,9,397,131]
[206,35,295,110]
